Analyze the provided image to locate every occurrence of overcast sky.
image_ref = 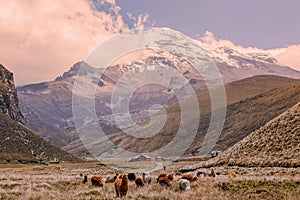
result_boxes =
[117,0,300,49]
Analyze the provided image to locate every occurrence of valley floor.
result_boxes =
[0,162,299,200]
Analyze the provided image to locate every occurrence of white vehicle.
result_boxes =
[210,151,222,158]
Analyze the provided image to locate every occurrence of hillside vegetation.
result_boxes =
[0,112,80,163]
[209,102,300,167]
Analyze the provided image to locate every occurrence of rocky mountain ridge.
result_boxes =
[0,64,23,123]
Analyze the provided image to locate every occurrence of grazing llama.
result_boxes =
[128,173,136,182]
[142,172,152,184]
[157,176,172,187]
[179,179,191,191]
[156,173,174,182]
[115,173,129,198]
[91,176,104,187]
[182,174,197,182]
[135,177,145,187]
[156,173,173,187]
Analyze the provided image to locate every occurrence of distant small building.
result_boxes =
[210,151,222,158]
[156,156,165,161]
[50,158,60,164]
[129,155,151,162]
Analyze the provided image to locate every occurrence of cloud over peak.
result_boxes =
[198,31,300,71]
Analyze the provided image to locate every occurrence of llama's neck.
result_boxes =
[122,178,128,185]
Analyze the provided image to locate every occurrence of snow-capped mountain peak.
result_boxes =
[199,43,279,69]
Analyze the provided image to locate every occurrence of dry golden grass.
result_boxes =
[207,102,300,168]
[0,162,299,200]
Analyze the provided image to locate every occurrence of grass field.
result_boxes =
[0,162,299,200]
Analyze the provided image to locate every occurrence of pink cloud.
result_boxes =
[0,0,127,85]
[268,45,300,71]
[198,31,300,71]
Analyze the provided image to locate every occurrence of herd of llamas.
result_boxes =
[81,168,220,198]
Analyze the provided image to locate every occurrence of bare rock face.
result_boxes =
[0,64,24,123]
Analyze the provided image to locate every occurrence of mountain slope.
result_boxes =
[0,112,80,163]
[18,61,300,149]
[62,75,299,157]
[167,75,299,114]
[212,81,300,152]
[108,80,300,156]
[210,102,300,167]
[17,29,300,156]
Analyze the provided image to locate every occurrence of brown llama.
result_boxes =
[91,176,104,187]
[135,177,145,187]
[115,173,128,198]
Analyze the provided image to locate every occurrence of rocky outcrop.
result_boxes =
[0,64,24,123]
[0,64,81,163]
